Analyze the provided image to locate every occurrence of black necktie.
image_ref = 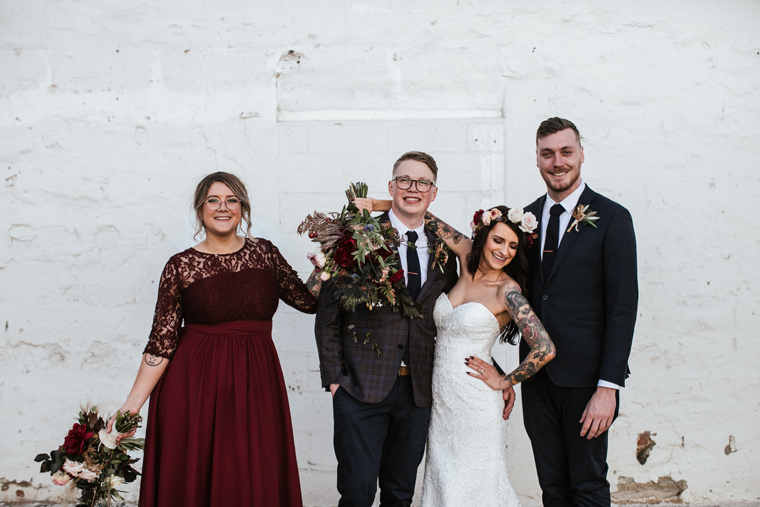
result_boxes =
[404,231,422,366]
[542,204,565,278]
[405,231,421,298]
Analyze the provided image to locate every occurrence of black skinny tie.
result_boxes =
[405,231,421,298]
[542,204,565,278]
[404,231,422,365]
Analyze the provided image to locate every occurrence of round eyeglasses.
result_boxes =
[392,177,436,193]
[204,197,241,210]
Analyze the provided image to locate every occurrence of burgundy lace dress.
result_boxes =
[138,238,317,507]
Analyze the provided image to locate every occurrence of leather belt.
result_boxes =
[398,365,411,376]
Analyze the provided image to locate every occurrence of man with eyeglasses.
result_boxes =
[315,151,458,507]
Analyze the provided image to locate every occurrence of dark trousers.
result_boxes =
[522,369,620,507]
[332,376,430,507]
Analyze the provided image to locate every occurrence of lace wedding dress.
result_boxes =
[421,293,521,507]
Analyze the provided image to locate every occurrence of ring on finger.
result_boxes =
[480,368,484,374]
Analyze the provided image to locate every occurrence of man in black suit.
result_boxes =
[315,152,458,507]
[520,117,638,506]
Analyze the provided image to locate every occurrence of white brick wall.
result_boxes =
[2,0,759,505]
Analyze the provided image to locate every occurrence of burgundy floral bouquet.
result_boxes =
[298,182,421,318]
[34,406,144,507]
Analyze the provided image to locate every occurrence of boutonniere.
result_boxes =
[428,237,449,273]
[567,204,600,233]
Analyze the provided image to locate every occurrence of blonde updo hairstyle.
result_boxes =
[192,171,252,240]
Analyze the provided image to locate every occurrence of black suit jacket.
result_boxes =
[315,212,458,407]
[521,186,638,388]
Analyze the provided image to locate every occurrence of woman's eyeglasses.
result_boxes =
[204,197,241,210]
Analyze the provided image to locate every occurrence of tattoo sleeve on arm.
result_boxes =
[145,354,164,367]
[305,269,322,298]
[502,290,556,386]
[425,211,464,245]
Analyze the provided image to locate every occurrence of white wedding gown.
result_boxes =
[421,293,520,507]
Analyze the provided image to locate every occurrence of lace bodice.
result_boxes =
[144,238,317,359]
[421,293,520,507]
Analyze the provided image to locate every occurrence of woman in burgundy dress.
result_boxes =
[107,172,321,506]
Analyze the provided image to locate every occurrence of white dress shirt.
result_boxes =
[539,181,586,258]
[539,181,621,391]
[389,209,430,288]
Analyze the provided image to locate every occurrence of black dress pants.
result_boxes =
[332,376,430,507]
[522,369,620,507]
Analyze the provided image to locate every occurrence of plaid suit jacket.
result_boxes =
[314,212,458,407]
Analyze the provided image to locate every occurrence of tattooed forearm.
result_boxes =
[306,268,323,298]
[502,290,556,385]
[144,354,164,366]
[425,211,464,244]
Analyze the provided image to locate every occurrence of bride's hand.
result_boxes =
[465,356,507,391]
[502,385,516,420]
[353,198,376,212]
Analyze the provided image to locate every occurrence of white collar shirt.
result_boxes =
[539,180,587,257]
[389,209,429,288]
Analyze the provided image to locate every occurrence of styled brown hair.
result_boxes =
[392,151,439,181]
[536,117,581,146]
[466,206,530,344]
[192,172,252,239]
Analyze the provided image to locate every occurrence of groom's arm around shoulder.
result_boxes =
[598,196,638,387]
[314,279,345,390]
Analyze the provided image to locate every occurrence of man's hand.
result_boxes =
[579,386,617,439]
[330,383,340,397]
[502,385,516,420]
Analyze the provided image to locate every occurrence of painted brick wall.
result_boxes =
[2,0,758,505]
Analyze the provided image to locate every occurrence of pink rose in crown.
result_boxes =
[519,212,538,234]
[507,207,523,223]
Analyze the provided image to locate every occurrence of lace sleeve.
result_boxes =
[272,243,318,314]
[143,256,183,359]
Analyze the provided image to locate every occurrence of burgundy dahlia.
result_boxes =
[61,423,94,456]
[389,269,404,284]
[334,235,358,269]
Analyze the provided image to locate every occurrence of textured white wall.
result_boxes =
[2,0,759,505]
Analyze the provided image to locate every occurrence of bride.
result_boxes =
[358,201,556,506]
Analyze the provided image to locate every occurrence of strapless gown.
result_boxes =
[421,293,520,507]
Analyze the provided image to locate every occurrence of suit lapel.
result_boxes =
[545,186,598,282]
[415,227,440,301]
[381,212,417,300]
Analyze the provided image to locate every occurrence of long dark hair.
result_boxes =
[466,206,530,344]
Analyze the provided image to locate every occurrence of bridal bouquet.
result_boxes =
[34,406,144,507]
[298,182,421,318]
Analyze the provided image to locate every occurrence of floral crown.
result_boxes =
[470,207,538,238]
